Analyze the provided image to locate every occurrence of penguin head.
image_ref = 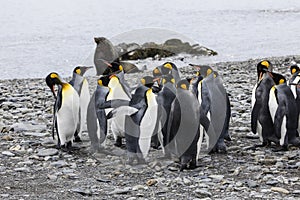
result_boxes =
[257,60,272,80]
[190,64,214,78]
[176,79,190,90]
[290,64,300,75]
[162,74,175,85]
[271,72,286,85]
[161,62,177,75]
[45,72,63,97]
[97,75,110,87]
[141,76,155,88]
[73,66,93,76]
[153,67,162,78]
[102,61,123,76]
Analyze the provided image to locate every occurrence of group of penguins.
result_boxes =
[46,61,231,170]
[45,59,300,170]
[251,60,300,150]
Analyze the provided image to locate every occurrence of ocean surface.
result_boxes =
[1,0,300,79]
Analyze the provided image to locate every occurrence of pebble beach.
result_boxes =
[1,55,300,199]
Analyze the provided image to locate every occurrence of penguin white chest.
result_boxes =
[139,92,158,158]
[57,85,80,145]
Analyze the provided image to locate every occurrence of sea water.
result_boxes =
[0,0,300,79]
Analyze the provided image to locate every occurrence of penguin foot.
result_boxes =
[74,135,82,143]
[272,145,288,152]
[114,137,123,147]
[224,132,232,141]
[289,138,300,147]
[180,159,197,171]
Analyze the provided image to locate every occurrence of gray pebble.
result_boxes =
[37,148,59,157]
[2,151,15,157]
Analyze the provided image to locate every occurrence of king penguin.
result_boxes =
[69,66,92,142]
[124,85,159,164]
[167,79,200,170]
[106,69,132,147]
[288,64,300,137]
[269,72,300,150]
[156,74,176,155]
[251,60,278,147]
[46,72,80,150]
[189,64,230,154]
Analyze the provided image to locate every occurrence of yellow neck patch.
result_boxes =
[119,65,123,71]
[180,84,187,90]
[50,73,58,79]
[98,79,103,86]
[76,68,81,75]
[261,61,269,68]
[207,69,213,76]
[154,68,160,74]
[164,63,172,69]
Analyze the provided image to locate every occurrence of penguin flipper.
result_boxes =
[251,102,261,134]
[106,106,139,119]
[97,99,130,109]
[86,93,100,151]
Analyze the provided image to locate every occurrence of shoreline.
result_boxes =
[1,54,299,82]
[0,54,300,199]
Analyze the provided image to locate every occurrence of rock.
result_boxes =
[109,187,131,195]
[209,175,224,181]
[292,190,300,195]
[47,174,57,180]
[2,151,15,157]
[2,135,13,141]
[71,188,94,196]
[96,178,111,183]
[132,185,148,191]
[14,167,30,173]
[266,180,278,186]
[146,179,158,186]
[271,187,289,194]
[194,189,212,197]
[37,148,59,157]
[11,122,47,132]
[23,132,50,137]
[246,180,258,188]
[50,160,68,168]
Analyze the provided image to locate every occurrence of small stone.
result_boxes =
[23,132,49,137]
[37,148,59,157]
[2,151,15,157]
[50,160,68,168]
[132,185,148,191]
[2,135,13,141]
[14,167,30,173]
[209,175,224,181]
[194,189,212,197]
[71,188,93,196]
[10,145,21,151]
[271,187,289,194]
[109,187,131,195]
[146,179,158,186]
[168,166,178,171]
[47,174,58,180]
[266,180,278,186]
[0,194,9,198]
[292,190,300,194]
[246,180,258,188]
